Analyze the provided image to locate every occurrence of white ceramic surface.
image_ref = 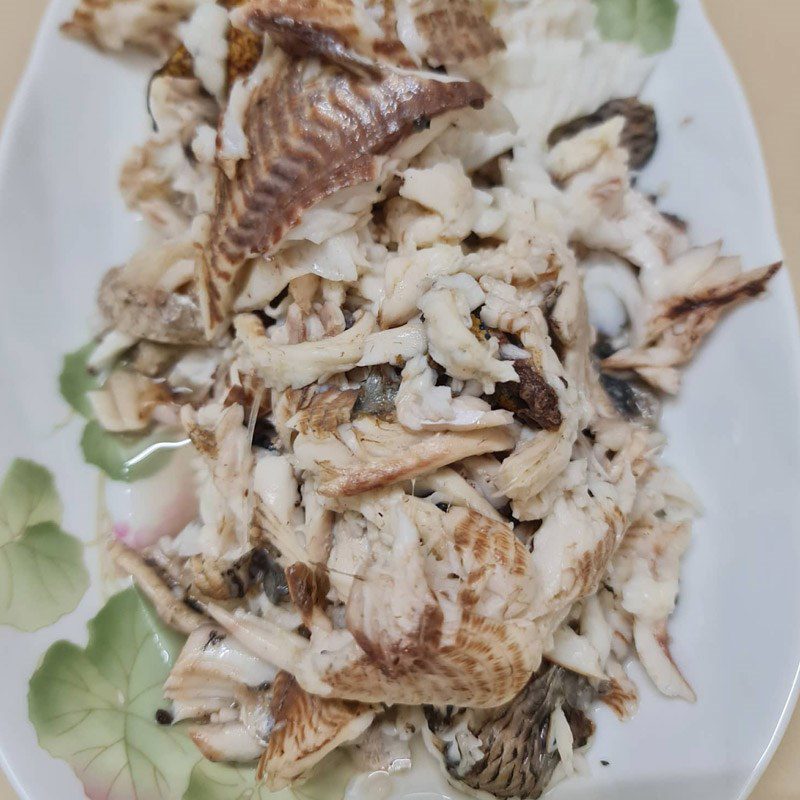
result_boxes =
[0,1,799,799]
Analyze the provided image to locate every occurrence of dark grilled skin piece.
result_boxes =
[200,58,487,333]
[548,97,658,170]
[426,664,595,800]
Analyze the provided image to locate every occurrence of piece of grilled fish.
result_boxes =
[200,56,486,333]
[235,0,503,73]
[155,0,264,90]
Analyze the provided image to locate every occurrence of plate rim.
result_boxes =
[686,4,800,798]
[0,2,799,799]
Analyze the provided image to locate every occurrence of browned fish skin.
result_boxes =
[548,97,658,171]
[291,388,360,435]
[414,0,505,67]
[488,359,563,431]
[258,671,373,788]
[60,0,187,55]
[238,0,502,71]
[425,664,595,800]
[245,0,390,75]
[158,43,195,80]
[285,562,331,625]
[603,261,782,388]
[320,504,544,708]
[201,60,487,332]
[657,261,781,323]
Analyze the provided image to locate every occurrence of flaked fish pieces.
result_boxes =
[190,723,265,762]
[251,451,309,564]
[236,0,398,75]
[486,359,563,431]
[550,118,689,282]
[478,276,585,520]
[325,499,545,707]
[292,414,515,496]
[285,562,331,627]
[206,499,550,708]
[396,355,515,432]
[156,0,263,91]
[125,76,219,235]
[61,0,198,55]
[166,625,279,762]
[99,266,206,345]
[88,369,170,433]
[289,388,360,436]
[606,464,697,701]
[519,423,649,622]
[235,0,503,73]
[603,258,781,393]
[258,671,375,789]
[548,97,658,170]
[410,468,504,521]
[181,402,256,558]
[201,58,487,333]
[108,540,208,634]
[419,274,518,394]
[235,312,376,391]
[423,664,595,800]
[166,625,279,718]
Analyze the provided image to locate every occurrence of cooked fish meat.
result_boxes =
[548,97,658,170]
[293,414,516,496]
[167,626,372,777]
[420,275,518,393]
[201,56,487,333]
[61,0,199,54]
[396,355,515,432]
[156,0,263,91]
[235,311,376,390]
[87,369,170,432]
[603,256,780,393]
[98,266,206,345]
[235,0,503,73]
[423,664,595,800]
[258,671,375,789]
[205,498,559,708]
[68,0,783,796]
[108,540,207,634]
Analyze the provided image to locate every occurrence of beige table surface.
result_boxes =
[1,1,799,799]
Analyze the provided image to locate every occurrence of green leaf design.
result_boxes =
[59,343,101,418]
[594,0,637,41]
[0,522,89,631]
[184,762,291,800]
[593,0,678,54]
[0,458,62,542]
[291,753,354,800]
[634,0,679,54]
[0,460,87,631]
[60,341,181,484]
[183,751,354,800]
[81,421,186,483]
[29,588,200,800]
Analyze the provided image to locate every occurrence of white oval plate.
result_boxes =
[1,2,799,799]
